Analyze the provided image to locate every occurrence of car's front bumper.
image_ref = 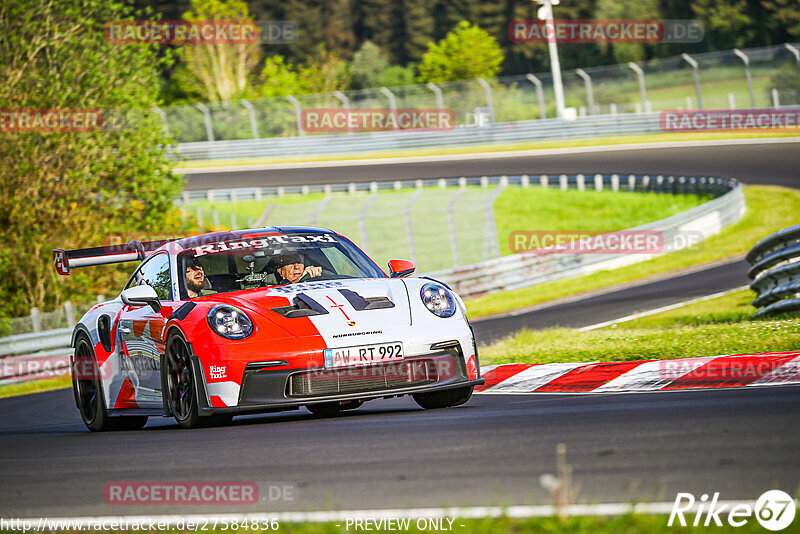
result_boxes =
[191,345,483,416]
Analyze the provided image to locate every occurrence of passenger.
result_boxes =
[185,257,207,298]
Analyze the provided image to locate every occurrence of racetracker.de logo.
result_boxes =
[104,482,258,505]
[104,20,298,44]
[660,109,800,132]
[510,230,664,254]
[0,109,102,133]
[301,108,456,133]
[509,19,703,44]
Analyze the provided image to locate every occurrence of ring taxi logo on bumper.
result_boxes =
[668,490,796,530]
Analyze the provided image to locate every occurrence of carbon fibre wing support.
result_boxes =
[53,240,170,275]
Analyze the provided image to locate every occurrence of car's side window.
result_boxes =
[138,254,172,300]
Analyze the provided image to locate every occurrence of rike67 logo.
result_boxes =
[669,490,796,531]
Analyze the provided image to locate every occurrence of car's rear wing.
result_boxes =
[53,240,171,275]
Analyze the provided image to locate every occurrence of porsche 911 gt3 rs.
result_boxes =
[54,227,483,430]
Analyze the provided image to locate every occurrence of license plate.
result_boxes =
[323,342,404,369]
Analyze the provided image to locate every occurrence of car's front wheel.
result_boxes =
[72,334,147,432]
[164,332,232,429]
[413,385,473,410]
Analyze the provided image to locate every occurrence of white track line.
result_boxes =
[9,500,766,528]
[577,285,749,332]
[175,137,800,174]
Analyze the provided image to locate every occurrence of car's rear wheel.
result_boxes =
[306,400,362,417]
[413,385,473,410]
[164,332,232,429]
[72,334,147,432]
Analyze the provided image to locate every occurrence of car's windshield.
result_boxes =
[178,231,385,298]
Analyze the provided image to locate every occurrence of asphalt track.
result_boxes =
[1,386,799,517]
[471,259,750,345]
[182,140,800,190]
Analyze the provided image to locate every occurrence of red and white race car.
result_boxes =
[54,227,482,430]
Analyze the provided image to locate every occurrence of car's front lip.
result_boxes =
[197,379,485,416]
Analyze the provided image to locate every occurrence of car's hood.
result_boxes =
[210,278,412,336]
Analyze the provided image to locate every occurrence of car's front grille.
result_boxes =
[287,359,438,397]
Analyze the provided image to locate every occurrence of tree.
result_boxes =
[299,45,352,94]
[595,0,660,63]
[175,0,262,102]
[350,41,391,89]
[691,0,753,50]
[259,55,307,97]
[416,21,504,83]
[0,0,183,317]
[379,65,416,87]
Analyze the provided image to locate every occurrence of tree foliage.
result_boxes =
[0,0,184,317]
[350,41,391,89]
[176,0,263,101]
[417,21,504,83]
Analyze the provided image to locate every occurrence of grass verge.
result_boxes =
[174,131,798,169]
[467,185,800,319]
[0,376,71,399]
[479,289,800,365]
[0,514,788,533]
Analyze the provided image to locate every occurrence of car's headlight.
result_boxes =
[420,283,456,318]
[207,305,253,340]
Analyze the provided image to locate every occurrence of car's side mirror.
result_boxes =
[121,285,162,313]
[388,259,415,278]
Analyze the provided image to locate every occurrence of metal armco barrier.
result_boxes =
[174,107,800,161]
[175,113,664,161]
[0,329,72,383]
[747,224,800,317]
[427,176,745,299]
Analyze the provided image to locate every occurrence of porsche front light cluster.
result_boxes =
[207,305,253,339]
[420,283,456,318]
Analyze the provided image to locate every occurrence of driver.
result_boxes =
[185,257,207,298]
[274,251,322,284]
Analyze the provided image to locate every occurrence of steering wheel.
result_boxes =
[297,268,337,283]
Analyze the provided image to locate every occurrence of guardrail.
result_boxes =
[747,224,800,317]
[1,173,745,383]
[175,113,664,161]
[0,329,72,383]
[428,176,745,299]
[174,106,800,161]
